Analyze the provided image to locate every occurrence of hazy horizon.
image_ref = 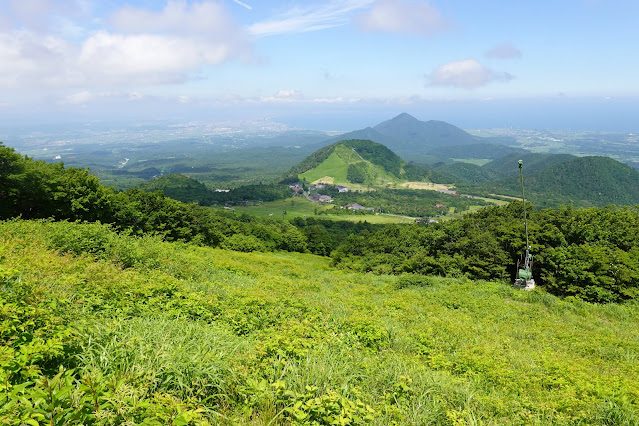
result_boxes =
[1,1,638,133]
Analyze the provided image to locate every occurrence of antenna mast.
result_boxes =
[519,160,529,256]
[514,160,535,290]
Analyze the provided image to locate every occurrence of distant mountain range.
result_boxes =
[324,113,520,162]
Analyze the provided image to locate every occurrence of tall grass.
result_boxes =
[1,219,638,424]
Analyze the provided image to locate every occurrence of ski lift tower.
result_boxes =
[514,160,535,290]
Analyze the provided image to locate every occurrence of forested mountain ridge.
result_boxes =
[482,152,577,178]
[432,152,576,185]
[432,162,500,184]
[426,142,528,162]
[467,155,639,207]
[139,174,291,206]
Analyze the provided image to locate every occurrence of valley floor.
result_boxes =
[1,220,638,424]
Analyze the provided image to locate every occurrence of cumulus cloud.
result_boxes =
[485,43,522,59]
[77,31,239,85]
[110,1,239,37]
[354,0,449,36]
[0,1,250,89]
[5,0,94,33]
[428,59,513,89]
[7,0,52,30]
[100,1,250,78]
[0,30,78,88]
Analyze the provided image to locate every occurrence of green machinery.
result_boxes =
[514,160,535,290]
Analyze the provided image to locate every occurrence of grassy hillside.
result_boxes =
[293,139,441,186]
[299,148,350,184]
[300,144,400,186]
[2,219,638,424]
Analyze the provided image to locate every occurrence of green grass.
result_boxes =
[469,195,510,206]
[2,219,639,424]
[300,150,350,184]
[449,158,492,166]
[224,198,409,224]
[300,145,401,187]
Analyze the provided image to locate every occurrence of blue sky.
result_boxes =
[1,0,638,130]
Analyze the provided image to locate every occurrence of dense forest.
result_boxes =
[454,155,639,208]
[332,202,639,303]
[139,174,291,206]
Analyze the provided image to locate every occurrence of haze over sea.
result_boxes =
[1,1,638,132]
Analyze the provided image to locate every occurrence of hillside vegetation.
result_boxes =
[2,219,638,424]
[469,156,639,207]
[3,140,639,423]
[288,139,444,185]
[139,174,290,206]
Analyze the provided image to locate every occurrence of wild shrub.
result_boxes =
[220,234,268,253]
[333,203,639,303]
[395,273,434,289]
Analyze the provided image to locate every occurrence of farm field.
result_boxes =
[226,197,411,224]
[2,219,638,424]
[399,181,453,190]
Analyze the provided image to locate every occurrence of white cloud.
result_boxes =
[485,43,522,59]
[232,0,253,11]
[354,0,448,36]
[0,30,77,88]
[78,31,232,79]
[8,0,51,30]
[311,97,364,103]
[60,90,148,105]
[260,89,305,102]
[249,0,374,37]
[428,59,513,89]
[60,90,95,105]
[6,0,94,33]
[0,1,250,89]
[110,1,239,37]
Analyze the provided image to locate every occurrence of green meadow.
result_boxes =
[226,198,410,224]
[2,219,638,425]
